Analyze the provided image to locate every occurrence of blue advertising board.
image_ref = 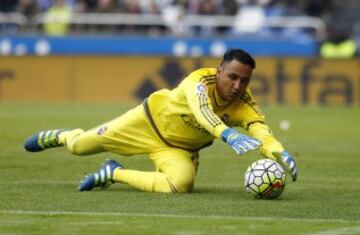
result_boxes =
[0,35,317,56]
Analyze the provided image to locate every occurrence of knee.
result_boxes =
[168,174,195,193]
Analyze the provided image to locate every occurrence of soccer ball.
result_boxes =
[244,159,286,199]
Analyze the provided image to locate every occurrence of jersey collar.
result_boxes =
[213,87,230,107]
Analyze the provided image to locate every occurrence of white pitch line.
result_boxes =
[306,226,360,235]
[0,210,358,224]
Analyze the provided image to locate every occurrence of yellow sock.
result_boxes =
[58,129,104,155]
[113,168,177,193]
[58,128,84,145]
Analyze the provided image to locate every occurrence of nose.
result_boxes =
[233,80,241,90]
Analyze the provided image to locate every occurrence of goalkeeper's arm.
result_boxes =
[247,122,298,181]
[182,81,261,155]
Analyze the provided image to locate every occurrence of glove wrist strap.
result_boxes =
[221,128,237,143]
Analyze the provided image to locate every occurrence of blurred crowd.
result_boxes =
[0,0,331,18]
[0,0,331,35]
[0,0,358,57]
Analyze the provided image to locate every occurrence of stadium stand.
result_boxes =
[0,0,358,56]
[0,0,325,37]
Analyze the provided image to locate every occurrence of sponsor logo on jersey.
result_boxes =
[181,114,209,134]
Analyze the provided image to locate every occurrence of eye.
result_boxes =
[228,74,238,80]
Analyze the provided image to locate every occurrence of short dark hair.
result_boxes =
[220,48,256,69]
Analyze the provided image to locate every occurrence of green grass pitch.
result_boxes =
[1,103,360,235]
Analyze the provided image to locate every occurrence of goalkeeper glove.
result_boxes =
[273,151,298,182]
[221,128,262,155]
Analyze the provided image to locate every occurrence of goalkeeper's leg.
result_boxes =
[24,128,105,155]
[110,148,198,193]
[58,129,105,155]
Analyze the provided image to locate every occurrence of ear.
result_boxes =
[216,66,222,77]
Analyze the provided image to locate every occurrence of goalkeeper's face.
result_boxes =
[216,59,253,102]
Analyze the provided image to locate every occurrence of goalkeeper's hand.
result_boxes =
[221,128,262,155]
[272,151,298,182]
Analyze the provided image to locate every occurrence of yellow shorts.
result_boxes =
[92,104,190,154]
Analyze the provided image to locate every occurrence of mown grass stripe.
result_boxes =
[0,210,358,224]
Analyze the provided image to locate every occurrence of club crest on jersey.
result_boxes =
[196,83,208,96]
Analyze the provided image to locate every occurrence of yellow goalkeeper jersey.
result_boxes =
[146,68,266,152]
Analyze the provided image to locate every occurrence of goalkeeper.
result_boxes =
[24,48,297,193]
